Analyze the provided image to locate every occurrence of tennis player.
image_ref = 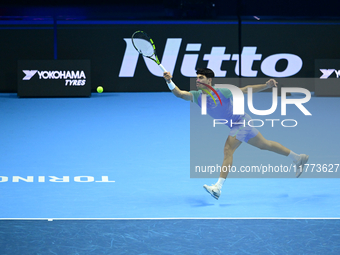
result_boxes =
[163,68,309,200]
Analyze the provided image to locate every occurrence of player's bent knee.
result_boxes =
[224,146,233,156]
[224,148,231,156]
[257,141,271,151]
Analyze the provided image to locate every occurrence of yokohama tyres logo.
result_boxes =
[22,70,87,86]
[319,69,340,79]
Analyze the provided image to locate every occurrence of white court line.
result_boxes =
[1,217,340,220]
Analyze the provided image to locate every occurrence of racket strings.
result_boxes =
[132,32,155,57]
[133,38,154,57]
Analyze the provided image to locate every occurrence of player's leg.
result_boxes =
[247,131,290,156]
[203,135,242,200]
[220,135,242,178]
[247,131,309,177]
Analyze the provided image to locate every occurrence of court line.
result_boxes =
[1,217,340,220]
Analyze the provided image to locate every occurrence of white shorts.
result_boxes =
[229,114,259,143]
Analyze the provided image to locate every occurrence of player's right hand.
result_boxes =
[163,72,172,83]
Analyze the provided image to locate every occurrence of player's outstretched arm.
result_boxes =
[163,72,193,101]
[241,79,278,94]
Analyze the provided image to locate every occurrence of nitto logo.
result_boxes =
[119,38,303,78]
[319,69,340,79]
[22,70,87,86]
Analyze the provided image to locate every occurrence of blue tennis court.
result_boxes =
[1,91,340,254]
[0,91,339,219]
[1,219,339,255]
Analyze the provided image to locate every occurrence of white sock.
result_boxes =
[288,151,300,162]
[215,178,226,190]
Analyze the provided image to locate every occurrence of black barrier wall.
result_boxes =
[0,20,340,93]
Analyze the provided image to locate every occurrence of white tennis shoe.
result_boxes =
[295,154,309,178]
[203,184,221,200]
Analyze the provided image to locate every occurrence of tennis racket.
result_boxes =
[131,31,167,73]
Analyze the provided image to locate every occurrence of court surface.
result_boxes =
[1,91,339,219]
[1,219,339,255]
[1,91,340,254]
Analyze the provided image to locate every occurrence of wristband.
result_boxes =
[166,80,176,91]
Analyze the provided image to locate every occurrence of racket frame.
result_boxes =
[131,30,167,72]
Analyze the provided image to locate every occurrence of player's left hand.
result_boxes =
[265,79,278,88]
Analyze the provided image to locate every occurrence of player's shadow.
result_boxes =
[185,197,235,207]
[185,197,216,207]
[219,204,233,207]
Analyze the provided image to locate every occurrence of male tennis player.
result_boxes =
[163,68,309,200]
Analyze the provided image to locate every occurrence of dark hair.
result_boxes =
[196,68,215,78]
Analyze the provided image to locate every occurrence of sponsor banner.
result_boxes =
[58,22,320,92]
[119,43,303,79]
[1,22,338,93]
[17,60,91,97]
[315,59,340,96]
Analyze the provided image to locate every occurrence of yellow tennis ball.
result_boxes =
[97,86,103,93]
